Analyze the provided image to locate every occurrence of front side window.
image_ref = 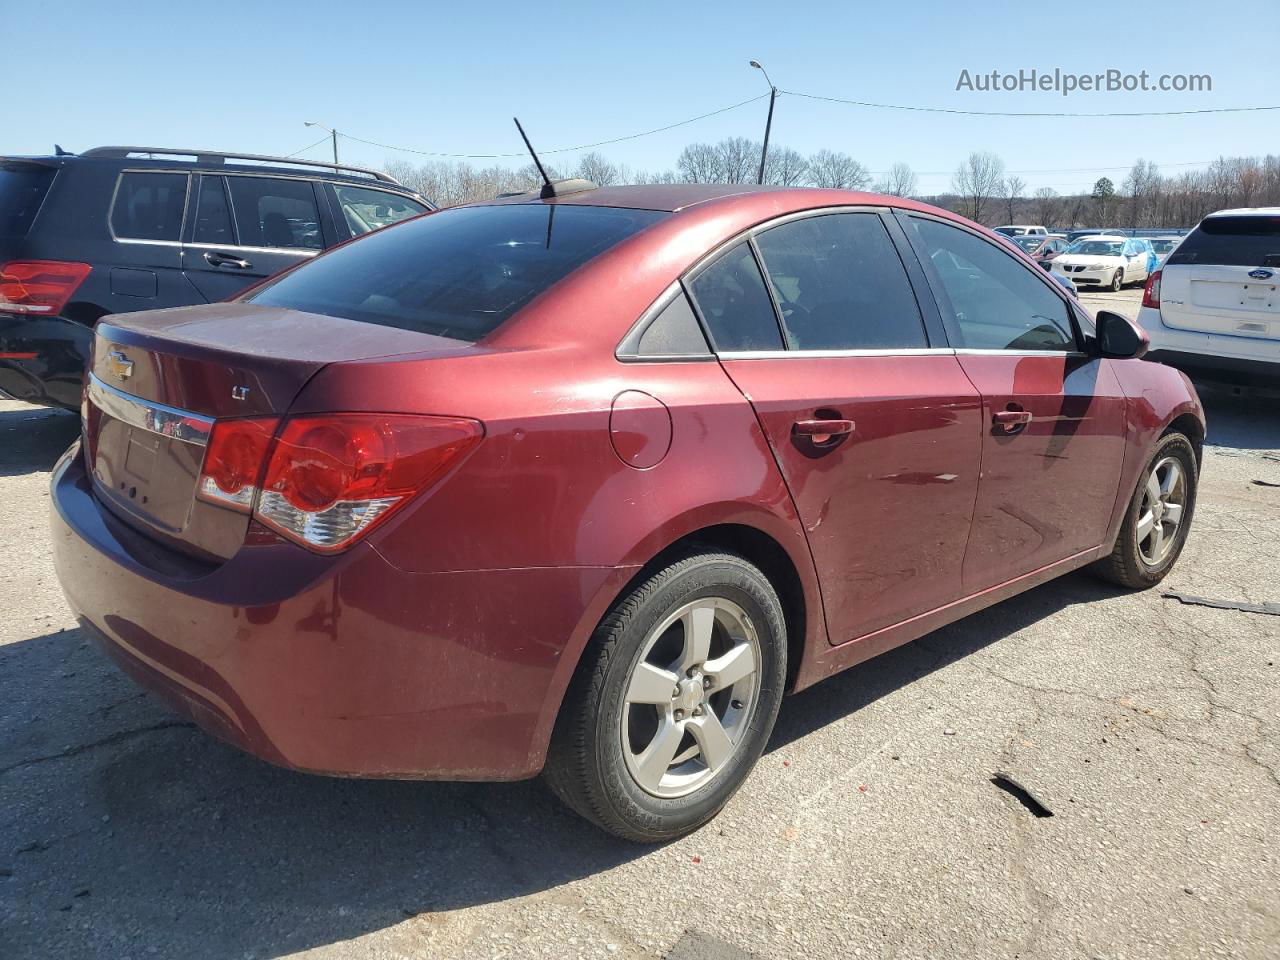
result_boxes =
[226,177,322,250]
[909,217,1076,352]
[754,213,926,350]
[334,185,428,237]
[248,203,666,342]
[687,243,785,352]
[110,172,187,242]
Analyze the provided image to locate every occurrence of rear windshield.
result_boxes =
[1167,215,1280,267]
[0,163,57,239]
[247,203,667,341]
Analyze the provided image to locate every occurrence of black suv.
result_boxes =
[0,146,433,409]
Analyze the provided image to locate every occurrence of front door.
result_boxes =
[182,174,324,302]
[686,211,984,645]
[900,213,1128,591]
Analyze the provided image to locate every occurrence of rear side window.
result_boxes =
[909,217,1076,352]
[0,163,56,239]
[192,177,234,245]
[687,244,785,351]
[110,172,188,242]
[226,177,322,250]
[754,213,926,350]
[1167,216,1280,267]
[334,185,429,237]
[248,204,667,342]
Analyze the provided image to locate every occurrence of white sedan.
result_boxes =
[1051,236,1155,291]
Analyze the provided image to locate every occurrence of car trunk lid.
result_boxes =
[84,302,469,561]
[1160,214,1280,340]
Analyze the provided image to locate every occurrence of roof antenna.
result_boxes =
[513,117,555,199]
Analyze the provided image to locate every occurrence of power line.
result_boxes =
[781,89,1280,118]
[337,93,771,160]
[285,135,335,159]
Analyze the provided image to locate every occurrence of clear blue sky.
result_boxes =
[9,0,1277,195]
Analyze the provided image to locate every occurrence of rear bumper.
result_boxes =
[0,313,90,410]
[50,444,628,780]
[1137,305,1280,384]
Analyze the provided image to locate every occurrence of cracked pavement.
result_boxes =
[2,303,1278,958]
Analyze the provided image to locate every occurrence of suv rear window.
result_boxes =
[247,204,667,341]
[1167,215,1280,268]
[0,163,57,239]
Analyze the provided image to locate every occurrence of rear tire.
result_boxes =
[1091,433,1197,589]
[544,550,787,843]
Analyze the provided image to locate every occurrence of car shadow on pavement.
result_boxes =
[1195,385,1280,452]
[0,406,79,478]
[3,572,1124,959]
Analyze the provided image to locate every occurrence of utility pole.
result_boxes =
[305,121,340,169]
[750,60,777,186]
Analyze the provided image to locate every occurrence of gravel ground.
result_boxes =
[2,292,1278,959]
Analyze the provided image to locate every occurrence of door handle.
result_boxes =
[793,418,856,444]
[993,409,1033,433]
[203,251,252,270]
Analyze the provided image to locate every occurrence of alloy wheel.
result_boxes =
[620,597,762,799]
[1137,455,1187,566]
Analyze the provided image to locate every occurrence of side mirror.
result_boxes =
[1095,310,1149,360]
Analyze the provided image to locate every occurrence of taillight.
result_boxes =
[196,413,482,553]
[196,417,281,512]
[1142,269,1161,309]
[0,260,91,315]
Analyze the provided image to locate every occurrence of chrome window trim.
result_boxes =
[87,373,213,447]
[184,242,321,257]
[107,171,192,245]
[718,347,957,361]
[953,348,1089,358]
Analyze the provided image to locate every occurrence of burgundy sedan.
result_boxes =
[51,184,1204,841]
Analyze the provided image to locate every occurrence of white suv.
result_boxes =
[1136,208,1280,383]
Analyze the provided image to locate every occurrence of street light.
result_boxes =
[304,121,339,167]
[749,60,777,186]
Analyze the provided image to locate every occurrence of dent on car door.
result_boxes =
[900,214,1128,591]
[690,213,983,645]
[181,174,323,302]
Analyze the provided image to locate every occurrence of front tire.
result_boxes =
[544,550,787,842]
[1110,269,1124,292]
[1091,433,1197,589]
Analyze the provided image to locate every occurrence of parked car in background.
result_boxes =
[0,146,433,410]
[1052,235,1154,291]
[1066,228,1121,243]
[52,182,1203,842]
[1012,234,1069,270]
[1137,208,1280,383]
[994,224,1047,237]
[1139,236,1181,266]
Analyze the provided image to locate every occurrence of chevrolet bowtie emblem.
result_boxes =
[106,350,134,380]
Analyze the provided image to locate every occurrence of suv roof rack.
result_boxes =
[80,146,401,185]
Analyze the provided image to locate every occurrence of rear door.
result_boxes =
[104,170,192,311]
[690,210,983,645]
[1160,214,1280,342]
[182,174,327,302]
[900,213,1128,590]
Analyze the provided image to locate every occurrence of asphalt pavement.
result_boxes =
[2,291,1277,959]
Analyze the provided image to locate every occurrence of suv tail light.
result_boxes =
[0,260,92,315]
[197,413,482,553]
[1142,269,1161,309]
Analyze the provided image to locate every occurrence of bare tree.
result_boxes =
[807,149,871,189]
[677,143,721,183]
[717,137,759,184]
[1122,159,1160,229]
[763,147,810,186]
[1000,175,1026,224]
[1032,187,1058,226]
[875,162,918,197]
[951,152,1006,223]
[575,152,620,186]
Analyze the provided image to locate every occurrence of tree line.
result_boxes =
[384,143,1280,229]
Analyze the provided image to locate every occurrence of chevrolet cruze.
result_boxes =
[51,183,1204,841]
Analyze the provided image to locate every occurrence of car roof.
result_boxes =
[1072,234,1128,242]
[482,182,954,218]
[1204,207,1280,219]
